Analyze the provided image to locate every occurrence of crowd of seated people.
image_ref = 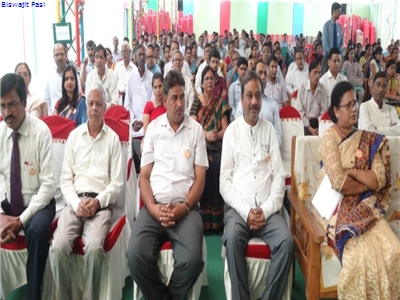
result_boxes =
[1,19,400,300]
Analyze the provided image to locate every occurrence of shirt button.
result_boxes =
[254,176,256,179]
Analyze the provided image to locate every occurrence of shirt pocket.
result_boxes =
[23,161,40,192]
[175,145,195,177]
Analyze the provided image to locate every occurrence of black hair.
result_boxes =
[58,65,80,113]
[266,55,278,66]
[237,57,248,68]
[94,44,107,58]
[328,81,354,123]
[152,72,164,87]
[327,47,340,60]
[1,73,27,105]
[309,60,321,73]
[163,70,185,97]
[241,70,262,96]
[209,48,221,60]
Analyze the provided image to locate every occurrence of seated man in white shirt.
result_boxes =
[297,60,329,135]
[319,47,348,101]
[127,70,208,300]
[164,40,192,78]
[236,61,282,146]
[44,43,68,114]
[359,72,400,136]
[229,57,248,120]
[220,71,293,300]
[114,41,137,105]
[265,55,289,110]
[172,50,194,115]
[49,84,123,300]
[1,73,56,300]
[86,44,119,109]
[125,44,154,161]
[285,49,309,97]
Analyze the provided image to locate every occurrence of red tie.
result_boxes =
[10,131,24,216]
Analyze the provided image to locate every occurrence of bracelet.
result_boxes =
[364,184,369,192]
[184,201,191,215]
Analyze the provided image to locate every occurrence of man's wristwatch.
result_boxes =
[184,201,191,215]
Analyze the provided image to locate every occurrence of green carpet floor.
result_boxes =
[6,232,311,300]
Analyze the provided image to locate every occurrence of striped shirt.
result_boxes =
[265,77,288,110]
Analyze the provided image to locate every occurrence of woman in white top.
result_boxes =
[369,46,385,80]
[14,62,48,118]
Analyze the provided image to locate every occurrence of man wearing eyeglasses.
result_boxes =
[0,73,56,300]
[145,45,161,75]
[44,43,68,114]
[359,71,400,136]
[172,51,194,115]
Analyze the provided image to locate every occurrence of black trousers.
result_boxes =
[2,198,55,300]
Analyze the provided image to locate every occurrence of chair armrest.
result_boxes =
[288,190,324,245]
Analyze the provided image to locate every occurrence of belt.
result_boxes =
[77,192,98,198]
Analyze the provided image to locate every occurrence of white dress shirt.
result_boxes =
[319,70,348,101]
[44,68,63,114]
[285,65,309,94]
[164,60,192,79]
[86,67,119,109]
[60,122,123,213]
[0,114,56,225]
[228,79,241,119]
[114,60,137,95]
[125,68,153,138]
[197,46,204,57]
[287,62,309,73]
[235,95,283,146]
[359,99,400,136]
[220,117,285,222]
[112,50,121,63]
[195,61,224,94]
[141,114,208,204]
[297,79,329,127]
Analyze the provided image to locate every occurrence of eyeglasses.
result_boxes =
[203,77,214,82]
[338,100,357,110]
[174,58,183,62]
[147,55,154,59]
[1,101,21,112]
[232,57,239,61]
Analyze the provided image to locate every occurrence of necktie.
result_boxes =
[10,131,24,216]
[333,22,337,49]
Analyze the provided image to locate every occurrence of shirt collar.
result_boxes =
[7,112,30,139]
[370,98,385,111]
[160,113,192,131]
[239,114,261,131]
[306,79,322,92]
[82,121,107,137]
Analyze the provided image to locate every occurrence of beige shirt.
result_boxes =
[297,79,329,127]
[0,113,56,225]
[60,122,123,213]
[141,114,208,204]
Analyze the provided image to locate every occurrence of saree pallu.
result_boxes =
[315,129,400,300]
[190,96,232,230]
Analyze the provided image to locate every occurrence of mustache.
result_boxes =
[5,116,15,122]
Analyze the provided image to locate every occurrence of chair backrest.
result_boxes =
[41,116,76,213]
[385,136,400,240]
[291,136,322,208]
[319,111,333,137]
[104,105,131,121]
[279,106,303,179]
[104,117,137,226]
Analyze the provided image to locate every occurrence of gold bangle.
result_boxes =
[364,185,369,191]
